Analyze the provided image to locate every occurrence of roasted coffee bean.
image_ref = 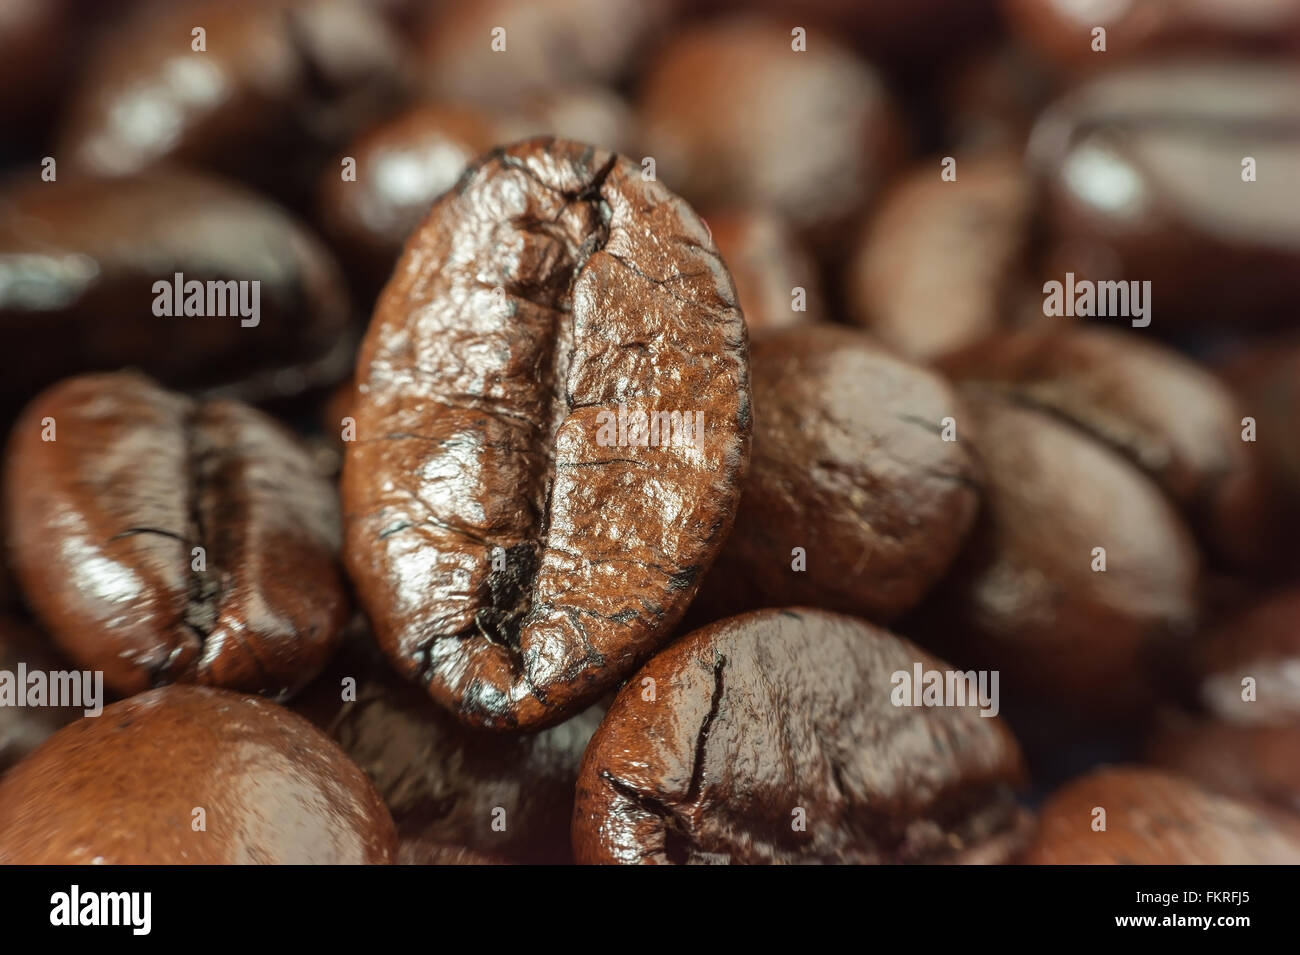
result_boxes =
[572,608,1030,865]
[318,91,635,292]
[0,615,86,775]
[0,685,395,863]
[941,326,1276,568]
[0,168,350,411]
[691,325,981,625]
[343,138,750,731]
[940,44,1056,152]
[0,0,69,144]
[57,0,407,200]
[1221,335,1300,544]
[318,104,499,290]
[1028,60,1300,325]
[1021,766,1300,864]
[295,632,605,863]
[906,387,1199,717]
[706,0,998,66]
[4,372,349,699]
[844,152,1031,361]
[637,18,898,260]
[1148,716,1300,814]
[703,209,823,338]
[1005,0,1300,70]
[417,0,664,106]
[1191,588,1300,725]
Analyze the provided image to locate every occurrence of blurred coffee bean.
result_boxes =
[0,685,396,863]
[638,17,899,261]
[295,633,604,864]
[941,326,1277,568]
[573,608,1030,864]
[318,91,635,292]
[1148,716,1300,814]
[691,325,981,625]
[344,139,750,731]
[418,0,665,105]
[4,372,349,699]
[398,840,508,865]
[845,152,1031,361]
[494,87,636,155]
[318,104,499,289]
[703,209,823,337]
[1028,60,1300,325]
[1221,335,1300,536]
[1192,588,1300,726]
[0,0,70,148]
[907,387,1199,718]
[1022,767,1300,863]
[0,168,349,412]
[940,43,1056,152]
[705,0,998,67]
[57,0,408,204]
[0,615,85,775]
[1005,0,1300,70]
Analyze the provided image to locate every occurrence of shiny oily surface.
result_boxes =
[57,0,405,184]
[909,387,1199,715]
[0,168,348,407]
[318,91,635,290]
[0,685,395,864]
[1022,767,1300,864]
[1028,60,1300,324]
[4,372,348,698]
[295,633,604,863]
[692,325,981,626]
[573,608,1029,865]
[343,138,750,731]
[941,326,1275,567]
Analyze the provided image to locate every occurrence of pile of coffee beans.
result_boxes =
[2,0,1299,865]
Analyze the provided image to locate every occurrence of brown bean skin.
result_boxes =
[940,326,1277,568]
[0,685,396,864]
[844,152,1031,362]
[57,0,407,199]
[1022,767,1300,864]
[637,17,899,261]
[1004,0,1300,70]
[690,325,982,626]
[294,631,605,863]
[906,387,1200,717]
[0,168,350,411]
[343,138,750,731]
[573,608,1030,865]
[703,209,824,338]
[1028,61,1300,326]
[4,372,349,699]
